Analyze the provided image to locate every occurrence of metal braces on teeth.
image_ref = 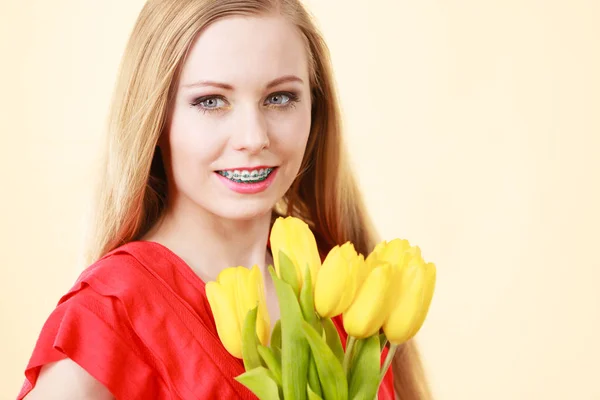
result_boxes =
[218,168,274,183]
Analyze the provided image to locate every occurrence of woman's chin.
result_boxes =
[211,200,276,222]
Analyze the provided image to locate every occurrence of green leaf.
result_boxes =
[257,345,282,387]
[307,354,323,398]
[348,335,381,400]
[272,345,282,366]
[271,319,282,350]
[279,251,300,297]
[346,337,361,380]
[300,263,320,330]
[378,332,388,352]
[235,367,281,400]
[241,306,262,371]
[301,320,348,400]
[271,319,282,362]
[270,267,309,400]
[308,383,325,400]
[322,318,344,364]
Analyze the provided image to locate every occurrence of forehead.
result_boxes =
[179,15,310,88]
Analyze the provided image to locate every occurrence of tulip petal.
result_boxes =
[332,253,364,316]
[343,262,395,338]
[287,217,321,286]
[271,217,303,284]
[233,267,252,331]
[365,241,387,266]
[408,262,436,339]
[314,246,348,318]
[270,217,321,291]
[383,261,425,344]
[216,266,238,285]
[249,265,271,346]
[356,252,375,289]
[379,239,411,265]
[206,281,242,358]
[270,217,287,277]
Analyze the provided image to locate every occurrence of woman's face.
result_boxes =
[162,15,312,221]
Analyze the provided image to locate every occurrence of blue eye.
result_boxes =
[267,93,290,105]
[190,96,229,114]
[199,97,226,109]
[191,91,300,114]
[265,92,300,110]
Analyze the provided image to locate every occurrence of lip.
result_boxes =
[215,167,278,195]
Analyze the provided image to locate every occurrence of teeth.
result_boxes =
[219,167,274,183]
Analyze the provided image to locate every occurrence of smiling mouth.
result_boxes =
[216,167,276,183]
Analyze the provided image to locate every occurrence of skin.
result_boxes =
[25,14,312,399]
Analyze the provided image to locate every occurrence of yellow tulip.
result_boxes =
[342,258,397,338]
[270,216,321,291]
[367,238,412,267]
[205,265,270,359]
[314,242,364,318]
[383,254,436,345]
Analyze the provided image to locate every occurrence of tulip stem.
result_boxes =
[379,343,399,382]
[342,336,357,375]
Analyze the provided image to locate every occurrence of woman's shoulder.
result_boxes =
[17,242,173,400]
[61,240,181,303]
[19,240,252,399]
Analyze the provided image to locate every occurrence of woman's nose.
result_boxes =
[230,105,270,154]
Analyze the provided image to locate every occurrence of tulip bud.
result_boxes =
[314,242,364,318]
[383,255,436,345]
[270,216,321,291]
[367,238,411,267]
[342,259,397,338]
[206,265,270,359]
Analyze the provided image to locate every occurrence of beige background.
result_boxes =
[1,0,599,399]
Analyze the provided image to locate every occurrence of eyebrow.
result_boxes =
[182,75,304,90]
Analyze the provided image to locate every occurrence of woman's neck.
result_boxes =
[141,203,273,284]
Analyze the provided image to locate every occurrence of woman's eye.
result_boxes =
[192,92,298,114]
[199,97,226,109]
[267,93,291,105]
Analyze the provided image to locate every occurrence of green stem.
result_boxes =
[342,336,357,375]
[379,343,399,382]
[380,338,389,352]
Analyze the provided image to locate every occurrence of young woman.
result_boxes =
[19,0,431,398]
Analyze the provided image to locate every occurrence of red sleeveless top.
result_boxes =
[17,241,394,399]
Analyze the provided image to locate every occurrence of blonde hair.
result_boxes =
[86,0,431,398]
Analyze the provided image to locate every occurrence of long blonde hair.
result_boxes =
[86,0,431,398]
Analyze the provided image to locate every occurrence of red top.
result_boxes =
[18,241,394,399]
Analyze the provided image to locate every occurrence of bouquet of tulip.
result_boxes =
[206,217,436,400]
